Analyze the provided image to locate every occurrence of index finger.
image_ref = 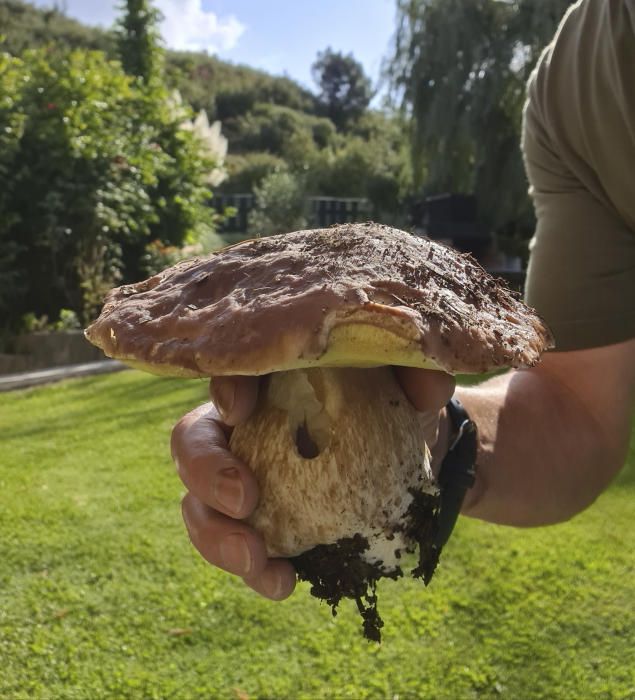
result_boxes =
[171,403,260,519]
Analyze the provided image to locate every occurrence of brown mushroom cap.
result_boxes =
[85,223,553,376]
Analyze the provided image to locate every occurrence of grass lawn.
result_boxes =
[1,370,634,700]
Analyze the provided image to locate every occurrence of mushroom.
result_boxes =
[85,223,553,641]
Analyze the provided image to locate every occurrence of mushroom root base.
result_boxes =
[228,366,442,641]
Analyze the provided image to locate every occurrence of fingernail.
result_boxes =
[261,568,285,600]
[219,534,251,576]
[213,381,235,421]
[214,468,244,515]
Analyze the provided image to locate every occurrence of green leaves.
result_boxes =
[388,0,572,241]
[0,41,220,330]
[248,171,308,237]
[115,0,164,84]
[312,48,373,130]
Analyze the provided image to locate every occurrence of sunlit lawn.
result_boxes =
[1,370,634,699]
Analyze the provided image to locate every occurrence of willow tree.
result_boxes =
[388,0,572,241]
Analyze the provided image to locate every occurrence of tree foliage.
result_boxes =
[166,51,315,120]
[0,52,25,316]
[0,46,217,329]
[0,1,225,333]
[309,112,411,221]
[229,103,335,157]
[0,0,114,55]
[221,152,287,194]
[312,47,373,130]
[115,0,163,83]
[248,171,307,237]
[388,0,573,238]
[0,0,410,297]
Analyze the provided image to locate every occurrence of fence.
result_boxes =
[212,194,371,233]
[308,197,371,228]
[212,193,255,232]
[0,331,106,375]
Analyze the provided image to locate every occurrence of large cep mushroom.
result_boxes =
[85,223,553,640]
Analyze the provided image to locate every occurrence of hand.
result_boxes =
[171,369,455,600]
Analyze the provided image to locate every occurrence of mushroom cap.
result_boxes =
[85,223,553,376]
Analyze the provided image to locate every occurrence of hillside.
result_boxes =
[0,0,317,120]
[0,0,114,54]
[0,0,407,219]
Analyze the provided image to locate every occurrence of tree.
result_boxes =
[114,0,225,283]
[230,103,335,157]
[312,48,373,130]
[388,0,572,241]
[0,46,219,330]
[0,52,26,324]
[310,115,409,221]
[116,0,163,83]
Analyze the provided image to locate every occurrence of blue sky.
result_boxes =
[32,0,397,94]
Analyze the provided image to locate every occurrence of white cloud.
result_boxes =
[155,0,245,53]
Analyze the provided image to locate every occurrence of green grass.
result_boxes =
[1,370,634,700]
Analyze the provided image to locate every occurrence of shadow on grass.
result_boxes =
[3,373,209,442]
[7,369,635,494]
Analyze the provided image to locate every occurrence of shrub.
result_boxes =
[222,152,287,193]
[0,46,219,328]
[0,52,26,323]
[231,103,335,157]
[248,171,307,236]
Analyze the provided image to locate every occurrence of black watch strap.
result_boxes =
[433,397,478,552]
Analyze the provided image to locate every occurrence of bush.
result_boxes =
[230,103,336,157]
[310,129,409,220]
[21,308,81,333]
[0,46,219,328]
[165,52,315,120]
[248,171,307,236]
[139,239,185,277]
[0,52,26,323]
[222,152,287,193]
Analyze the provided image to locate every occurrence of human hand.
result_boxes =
[171,369,455,600]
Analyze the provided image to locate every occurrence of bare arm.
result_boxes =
[457,338,635,526]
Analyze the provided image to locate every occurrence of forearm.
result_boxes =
[456,357,633,527]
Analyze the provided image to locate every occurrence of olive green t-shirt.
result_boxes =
[523,0,635,351]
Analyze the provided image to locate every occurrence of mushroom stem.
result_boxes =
[229,366,437,560]
[229,366,441,642]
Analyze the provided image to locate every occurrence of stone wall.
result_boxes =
[0,331,107,375]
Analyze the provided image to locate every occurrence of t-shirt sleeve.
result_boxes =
[522,0,635,351]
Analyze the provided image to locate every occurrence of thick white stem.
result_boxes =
[229,367,436,566]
